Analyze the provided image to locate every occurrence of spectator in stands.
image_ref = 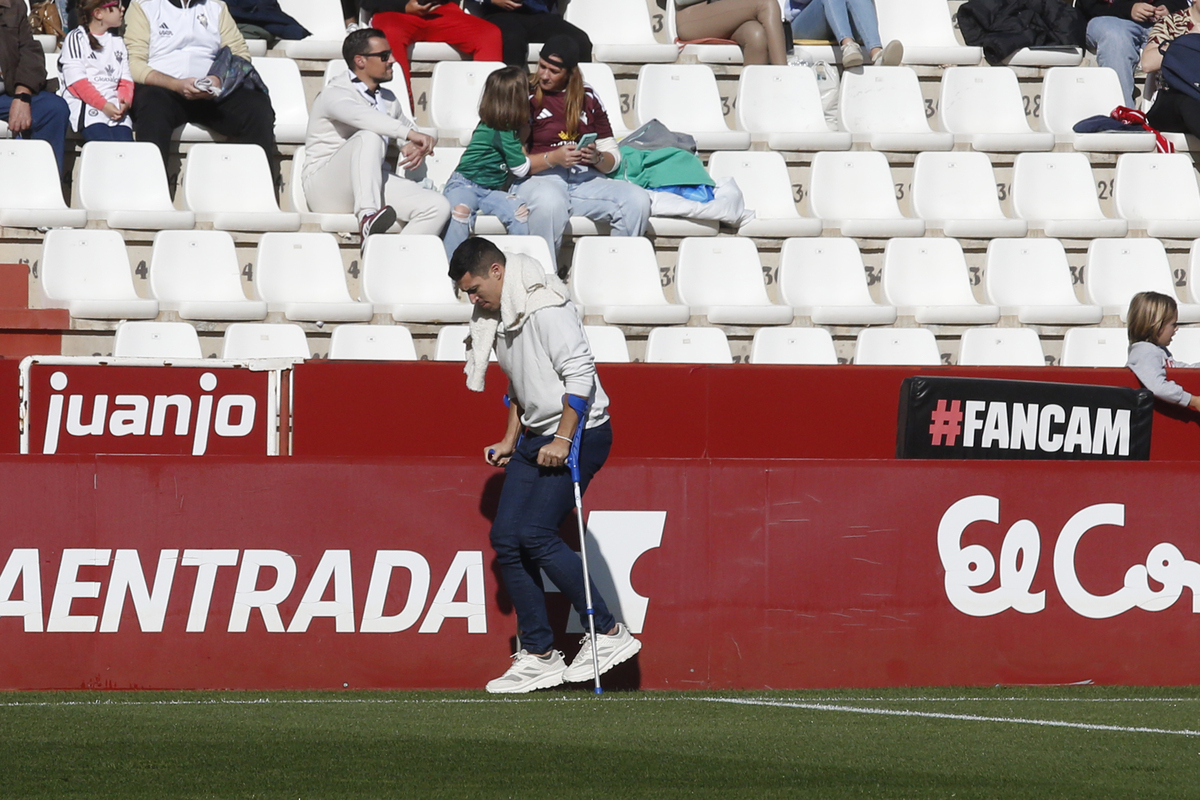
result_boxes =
[1139,2,1200,138]
[675,0,788,66]
[515,36,650,271]
[1126,290,1200,411]
[786,0,903,68]
[1081,0,1187,108]
[0,0,70,177]
[303,28,450,241]
[126,0,281,186]
[478,0,591,68]
[442,65,530,258]
[450,236,641,694]
[59,0,134,142]
[363,0,503,104]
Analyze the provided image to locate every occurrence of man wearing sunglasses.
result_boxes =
[303,28,450,243]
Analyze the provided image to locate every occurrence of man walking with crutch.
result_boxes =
[450,237,641,694]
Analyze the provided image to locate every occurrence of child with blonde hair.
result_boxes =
[442,65,531,259]
[1126,290,1200,411]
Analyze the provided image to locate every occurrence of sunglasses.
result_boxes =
[361,50,393,61]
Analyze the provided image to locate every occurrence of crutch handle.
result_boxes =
[564,394,589,482]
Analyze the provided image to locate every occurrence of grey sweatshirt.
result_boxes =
[496,302,610,436]
[1126,340,1199,406]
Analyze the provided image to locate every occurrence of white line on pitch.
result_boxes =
[696,697,1200,737]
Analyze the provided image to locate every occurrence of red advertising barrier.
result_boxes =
[2,455,1199,690]
[19,359,278,456]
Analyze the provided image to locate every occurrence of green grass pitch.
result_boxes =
[1,687,1198,799]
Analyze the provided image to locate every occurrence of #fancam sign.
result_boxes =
[940,495,1200,619]
[897,376,1154,460]
[20,359,280,456]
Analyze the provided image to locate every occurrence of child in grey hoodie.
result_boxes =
[1126,290,1200,411]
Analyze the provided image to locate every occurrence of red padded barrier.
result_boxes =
[1,456,1199,690]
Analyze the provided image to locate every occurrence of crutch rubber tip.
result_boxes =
[594,687,604,695]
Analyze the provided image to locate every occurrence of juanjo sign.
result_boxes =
[939,495,1200,619]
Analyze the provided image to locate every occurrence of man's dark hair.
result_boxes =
[343,28,388,68]
[449,237,506,282]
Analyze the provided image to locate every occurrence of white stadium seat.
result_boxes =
[149,230,268,321]
[749,328,838,365]
[938,67,1055,153]
[566,0,678,63]
[1059,328,1128,367]
[882,238,1001,325]
[838,67,954,152]
[222,323,311,360]
[0,140,87,229]
[360,234,471,324]
[876,0,983,65]
[428,62,506,146]
[583,326,630,363]
[570,238,690,325]
[1113,153,1200,238]
[252,57,310,144]
[77,141,195,230]
[1187,241,1200,304]
[854,328,942,365]
[183,144,300,232]
[1040,68,1156,152]
[578,62,632,140]
[635,65,750,151]
[1085,238,1200,323]
[328,325,418,361]
[665,0,741,64]
[911,151,1027,238]
[435,325,495,362]
[254,233,373,322]
[674,238,793,326]
[289,146,358,234]
[644,327,733,364]
[1010,153,1128,238]
[735,66,851,152]
[706,151,821,237]
[113,321,204,359]
[481,235,556,274]
[1166,327,1200,363]
[278,0,345,59]
[983,238,1103,326]
[958,328,1046,367]
[40,230,159,320]
[777,237,897,326]
[808,151,925,238]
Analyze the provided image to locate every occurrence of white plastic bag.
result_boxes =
[812,60,840,128]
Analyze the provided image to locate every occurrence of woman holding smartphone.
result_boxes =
[513,35,651,272]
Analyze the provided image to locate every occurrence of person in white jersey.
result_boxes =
[303,28,450,242]
[59,0,134,142]
[125,0,280,186]
[449,236,641,694]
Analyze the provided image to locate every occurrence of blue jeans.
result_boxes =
[489,421,615,655]
[1086,16,1150,108]
[83,123,134,142]
[442,171,530,259]
[514,167,651,270]
[790,0,882,52]
[0,91,69,178]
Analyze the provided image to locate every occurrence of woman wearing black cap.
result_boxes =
[513,35,651,272]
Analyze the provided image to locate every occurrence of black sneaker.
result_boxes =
[359,205,397,241]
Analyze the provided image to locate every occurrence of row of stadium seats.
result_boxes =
[7,137,1198,241]
[34,230,1199,329]
[106,319,1150,368]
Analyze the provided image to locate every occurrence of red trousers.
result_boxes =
[372,5,503,104]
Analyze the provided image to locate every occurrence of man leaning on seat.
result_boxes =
[0,0,70,178]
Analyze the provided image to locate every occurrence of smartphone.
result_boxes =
[576,132,598,148]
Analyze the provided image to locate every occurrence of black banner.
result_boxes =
[897,376,1154,460]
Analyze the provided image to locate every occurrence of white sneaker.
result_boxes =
[485,650,567,694]
[840,40,864,69]
[562,623,642,683]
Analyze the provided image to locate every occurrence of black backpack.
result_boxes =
[1161,33,1200,102]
